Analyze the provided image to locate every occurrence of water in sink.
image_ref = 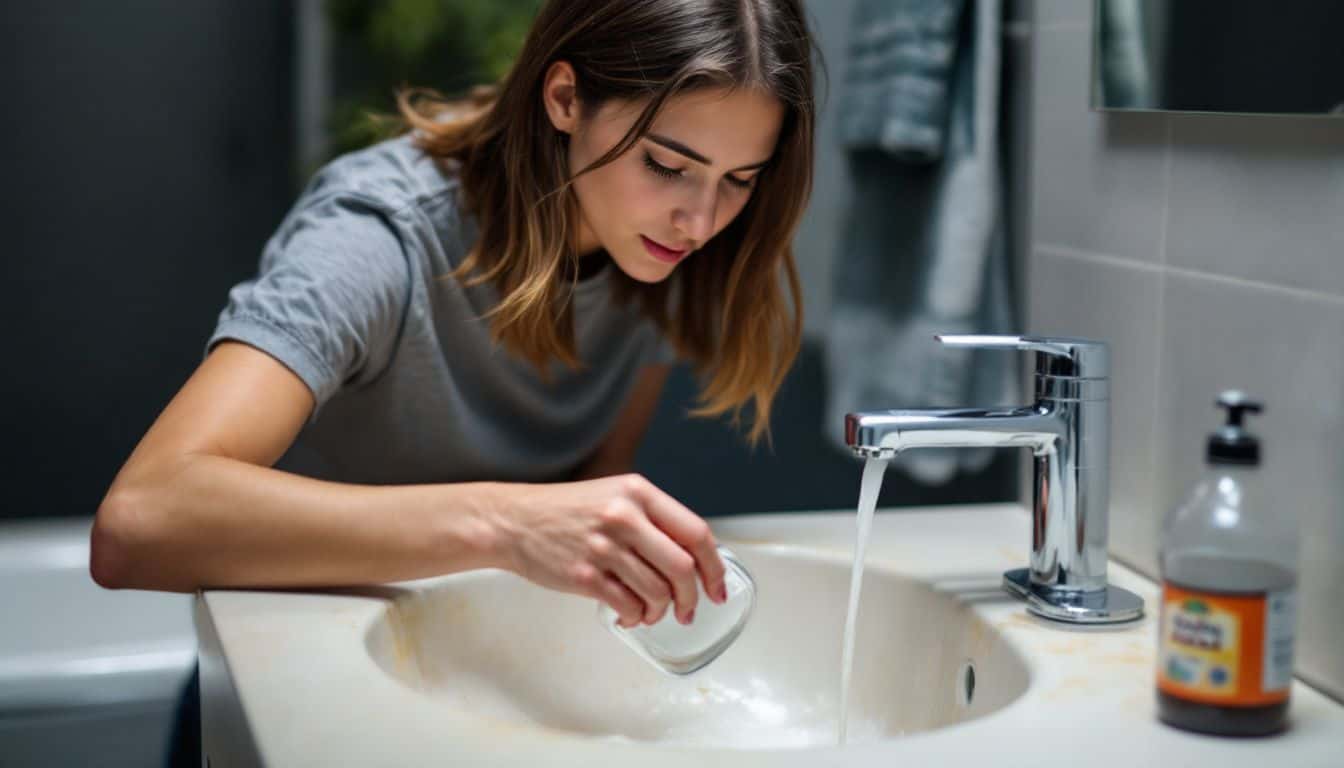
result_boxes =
[839,457,889,744]
[588,676,884,748]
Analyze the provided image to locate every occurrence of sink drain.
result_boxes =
[956,660,976,709]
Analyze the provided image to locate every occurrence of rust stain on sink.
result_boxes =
[1094,650,1152,667]
[1042,675,1099,700]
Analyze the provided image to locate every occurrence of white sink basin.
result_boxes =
[364,546,1029,748]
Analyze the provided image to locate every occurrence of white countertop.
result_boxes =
[199,503,1344,766]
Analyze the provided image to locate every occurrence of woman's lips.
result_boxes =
[641,235,689,264]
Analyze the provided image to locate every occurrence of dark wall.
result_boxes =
[3,2,296,519]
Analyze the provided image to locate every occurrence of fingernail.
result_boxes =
[687,609,696,624]
[716,584,727,603]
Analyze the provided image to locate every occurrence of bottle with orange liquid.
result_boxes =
[1157,391,1298,736]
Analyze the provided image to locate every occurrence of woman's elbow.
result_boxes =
[90,485,153,590]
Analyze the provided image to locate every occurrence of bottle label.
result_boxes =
[1157,582,1295,706]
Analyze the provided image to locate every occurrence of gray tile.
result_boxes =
[1166,114,1344,297]
[1158,272,1344,700]
[1031,25,1168,262]
[1034,0,1091,27]
[1027,248,1163,577]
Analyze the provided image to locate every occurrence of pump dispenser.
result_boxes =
[1157,391,1298,736]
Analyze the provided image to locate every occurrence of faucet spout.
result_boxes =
[845,406,1062,458]
[840,334,1144,625]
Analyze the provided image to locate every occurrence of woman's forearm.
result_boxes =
[91,453,509,593]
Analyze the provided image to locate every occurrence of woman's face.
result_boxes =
[545,65,785,283]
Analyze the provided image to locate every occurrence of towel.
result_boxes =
[825,0,1018,485]
[837,0,964,161]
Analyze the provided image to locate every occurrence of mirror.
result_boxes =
[1092,0,1344,116]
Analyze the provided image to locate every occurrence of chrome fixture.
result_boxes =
[845,335,1144,624]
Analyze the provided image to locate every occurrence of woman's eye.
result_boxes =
[644,151,755,190]
[643,152,682,180]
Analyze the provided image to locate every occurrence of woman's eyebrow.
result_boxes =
[646,133,771,172]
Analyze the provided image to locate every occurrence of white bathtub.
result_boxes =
[0,517,196,767]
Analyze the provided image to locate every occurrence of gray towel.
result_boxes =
[825,0,1018,485]
[838,0,965,161]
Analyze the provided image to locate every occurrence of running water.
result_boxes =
[837,457,890,745]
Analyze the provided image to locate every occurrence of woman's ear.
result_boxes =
[542,60,581,135]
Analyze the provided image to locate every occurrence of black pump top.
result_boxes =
[1208,391,1263,465]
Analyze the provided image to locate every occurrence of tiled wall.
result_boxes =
[1026,3,1344,699]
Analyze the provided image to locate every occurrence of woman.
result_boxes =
[92,0,816,634]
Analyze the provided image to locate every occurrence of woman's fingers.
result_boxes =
[607,548,674,625]
[574,475,727,626]
[597,572,646,628]
[627,477,727,608]
[620,523,699,623]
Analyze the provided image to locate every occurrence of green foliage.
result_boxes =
[323,0,543,159]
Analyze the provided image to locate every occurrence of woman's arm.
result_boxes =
[572,363,672,479]
[90,342,505,592]
[91,346,724,627]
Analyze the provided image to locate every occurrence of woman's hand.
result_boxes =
[489,474,728,628]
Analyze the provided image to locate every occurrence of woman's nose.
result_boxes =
[674,185,719,244]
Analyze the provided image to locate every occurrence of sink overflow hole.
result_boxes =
[957,660,976,709]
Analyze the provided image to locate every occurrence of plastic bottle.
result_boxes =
[1157,391,1298,736]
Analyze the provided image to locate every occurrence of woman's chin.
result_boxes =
[610,253,677,284]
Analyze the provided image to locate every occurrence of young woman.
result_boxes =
[92,0,816,634]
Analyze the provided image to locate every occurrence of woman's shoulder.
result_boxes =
[274,134,479,281]
[300,134,463,217]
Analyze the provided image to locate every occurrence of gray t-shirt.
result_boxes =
[207,135,674,485]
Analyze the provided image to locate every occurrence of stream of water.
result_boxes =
[837,457,890,744]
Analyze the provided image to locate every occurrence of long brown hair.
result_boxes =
[396,0,817,444]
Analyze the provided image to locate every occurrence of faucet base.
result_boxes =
[1002,568,1144,625]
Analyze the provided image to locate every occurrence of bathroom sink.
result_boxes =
[364,545,1029,749]
[198,506,1344,767]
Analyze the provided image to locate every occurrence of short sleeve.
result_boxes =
[206,194,411,419]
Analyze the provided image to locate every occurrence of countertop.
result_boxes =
[198,503,1344,766]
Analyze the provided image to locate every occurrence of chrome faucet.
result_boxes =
[845,335,1144,624]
